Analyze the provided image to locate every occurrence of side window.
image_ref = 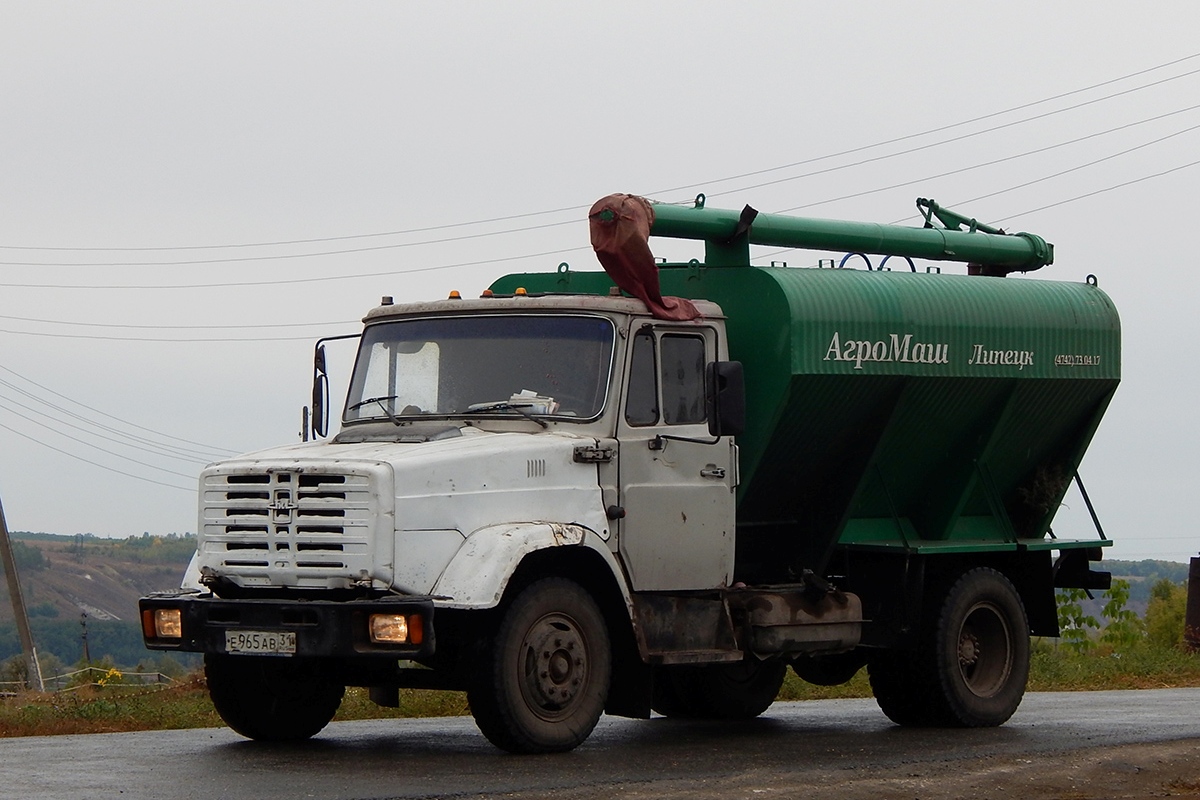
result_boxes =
[625,328,659,426]
[660,334,706,425]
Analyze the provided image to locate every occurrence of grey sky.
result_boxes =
[1,2,1197,562]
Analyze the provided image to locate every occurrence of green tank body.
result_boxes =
[493,201,1118,576]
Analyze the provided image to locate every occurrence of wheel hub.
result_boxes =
[959,631,980,666]
[958,601,1013,698]
[523,616,587,712]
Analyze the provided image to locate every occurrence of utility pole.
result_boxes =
[80,612,90,664]
[0,494,44,691]
[1186,554,1200,652]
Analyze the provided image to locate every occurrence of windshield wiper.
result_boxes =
[348,395,402,426]
[465,401,549,428]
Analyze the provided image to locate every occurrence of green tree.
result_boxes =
[0,654,29,686]
[1100,579,1144,651]
[1145,578,1188,649]
[9,540,46,571]
[27,602,59,618]
[1056,587,1099,653]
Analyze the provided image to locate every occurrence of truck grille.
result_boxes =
[200,468,382,586]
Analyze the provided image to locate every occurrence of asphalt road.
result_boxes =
[3,689,1199,800]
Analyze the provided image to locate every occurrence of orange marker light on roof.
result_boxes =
[480,289,494,298]
[515,287,528,296]
[448,290,462,300]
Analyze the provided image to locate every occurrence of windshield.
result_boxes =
[344,315,616,423]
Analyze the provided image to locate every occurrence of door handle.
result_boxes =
[700,465,726,480]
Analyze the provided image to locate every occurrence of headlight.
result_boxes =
[369,613,423,645]
[143,608,182,639]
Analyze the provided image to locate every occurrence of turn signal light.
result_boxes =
[369,613,423,645]
[143,608,182,639]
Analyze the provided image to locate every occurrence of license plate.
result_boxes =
[225,629,296,655]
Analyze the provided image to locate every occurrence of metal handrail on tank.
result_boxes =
[648,195,1053,276]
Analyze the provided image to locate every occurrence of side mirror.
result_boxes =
[705,361,745,437]
[312,345,329,439]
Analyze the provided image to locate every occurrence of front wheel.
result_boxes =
[205,654,345,741]
[468,578,611,753]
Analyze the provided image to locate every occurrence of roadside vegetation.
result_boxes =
[0,575,1194,738]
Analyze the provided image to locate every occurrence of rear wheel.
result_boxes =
[867,649,932,726]
[931,568,1029,726]
[205,654,344,741]
[869,567,1029,728]
[792,650,868,687]
[468,578,611,753]
[652,658,786,720]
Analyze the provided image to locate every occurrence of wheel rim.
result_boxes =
[956,600,1013,698]
[518,611,590,721]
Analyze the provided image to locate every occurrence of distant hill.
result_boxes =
[0,533,194,669]
[1,532,193,623]
[1100,559,1191,608]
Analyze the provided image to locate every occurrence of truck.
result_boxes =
[140,193,1119,753]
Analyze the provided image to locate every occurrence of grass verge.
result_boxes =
[2,644,1197,738]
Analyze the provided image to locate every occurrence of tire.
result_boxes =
[651,658,786,720]
[930,568,1030,726]
[650,665,699,718]
[869,567,1029,728]
[204,654,345,741]
[791,650,868,687]
[867,649,933,726]
[468,578,611,753]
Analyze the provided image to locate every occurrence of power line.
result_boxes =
[992,157,1200,224]
[0,218,581,269]
[0,364,235,455]
[0,327,352,342]
[4,63,1194,276]
[0,313,355,330]
[1,51,1198,257]
[771,105,1200,215]
[6,136,1198,299]
[654,52,1200,200]
[938,128,1200,218]
[0,377,223,462]
[5,59,1193,272]
[0,421,193,493]
[3,107,1199,294]
[0,67,1196,290]
[0,246,592,291]
[0,206,585,253]
[700,66,1200,202]
[0,395,202,476]
[751,134,1200,260]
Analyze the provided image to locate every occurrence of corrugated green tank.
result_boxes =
[492,198,1119,577]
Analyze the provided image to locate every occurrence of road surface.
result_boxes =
[2,689,1199,799]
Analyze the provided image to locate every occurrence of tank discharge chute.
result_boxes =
[648,194,1053,276]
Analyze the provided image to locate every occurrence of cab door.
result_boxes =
[616,323,737,591]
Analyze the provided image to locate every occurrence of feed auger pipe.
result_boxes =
[648,196,1053,275]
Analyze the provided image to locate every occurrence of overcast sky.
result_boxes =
[1,2,1197,563]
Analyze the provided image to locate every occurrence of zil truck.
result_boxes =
[140,194,1119,753]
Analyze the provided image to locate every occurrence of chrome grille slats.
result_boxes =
[200,467,381,586]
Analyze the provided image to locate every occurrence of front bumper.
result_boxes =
[139,592,436,659]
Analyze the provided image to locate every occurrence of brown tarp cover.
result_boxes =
[588,194,700,321]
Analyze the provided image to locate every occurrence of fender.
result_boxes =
[432,521,633,612]
[181,552,203,591]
